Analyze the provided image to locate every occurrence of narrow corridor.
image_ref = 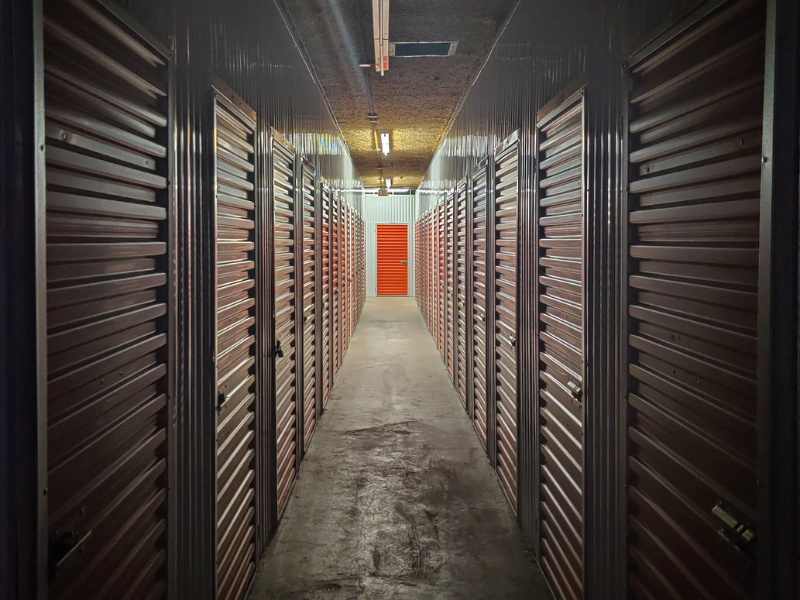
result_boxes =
[249,298,549,599]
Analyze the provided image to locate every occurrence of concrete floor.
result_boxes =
[249,297,550,600]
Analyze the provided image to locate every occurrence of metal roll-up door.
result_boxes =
[439,201,446,359]
[331,192,340,378]
[427,211,432,329]
[321,184,331,406]
[340,203,348,360]
[271,134,297,512]
[213,90,258,600]
[433,208,438,335]
[472,164,489,448]
[624,1,765,597]
[536,89,585,600]
[415,221,422,309]
[44,2,172,597]
[494,133,519,510]
[428,210,433,330]
[447,191,456,381]
[456,180,469,409]
[300,160,316,449]
[418,219,425,315]
[347,207,354,341]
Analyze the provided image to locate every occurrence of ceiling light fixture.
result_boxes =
[385,178,392,189]
[380,131,390,155]
[372,0,390,75]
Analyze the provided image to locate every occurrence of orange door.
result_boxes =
[376,224,409,295]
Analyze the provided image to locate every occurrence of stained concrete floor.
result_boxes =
[249,297,550,600]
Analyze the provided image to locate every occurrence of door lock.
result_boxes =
[567,380,582,400]
[400,260,408,265]
[49,530,92,577]
[274,339,284,358]
[712,502,756,560]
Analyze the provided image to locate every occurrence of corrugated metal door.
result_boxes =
[272,135,297,512]
[456,181,469,409]
[44,2,171,597]
[347,206,354,341]
[340,204,348,361]
[447,191,456,381]
[431,208,437,334]
[494,135,519,510]
[300,161,316,449]
[472,165,489,448]
[536,89,585,600]
[376,224,409,295]
[321,184,331,406]
[331,193,340,378]
[624,1,764,597]
[438,201,446,359]
[414,219,425,308]
[427,211,434,330]
[213,91,257,600]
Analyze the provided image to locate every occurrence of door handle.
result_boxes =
[274,339,284,358]
[50,530,92,576]
[567,380,582,401]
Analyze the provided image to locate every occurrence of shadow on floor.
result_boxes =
[249,297,551,600]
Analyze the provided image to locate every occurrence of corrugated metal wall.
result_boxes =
[413,0,800,598]
[1,0,366,599]
[364,195,416,297]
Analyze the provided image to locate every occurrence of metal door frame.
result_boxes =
[269,127,297,522]
[212,80,259,600]
[314,174,324,419]
[485,152,498,466]
[292,155,307,463]
[493,129,521,508]
[465,172,475,421]
[757,0,799,595]
[534,84,587,597]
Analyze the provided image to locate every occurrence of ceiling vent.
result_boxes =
[389,41,458,57]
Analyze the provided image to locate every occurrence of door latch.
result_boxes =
[712,502,756,559]
[274,339,284,358]
[400,260,408,265]
[567,380,582,401]
[49,530,92,577]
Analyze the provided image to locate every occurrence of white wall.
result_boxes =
[364,194,416,297]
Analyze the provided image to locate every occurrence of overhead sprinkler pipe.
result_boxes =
[372,0,389,75]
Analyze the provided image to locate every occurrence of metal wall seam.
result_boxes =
[0,0,48,597]
[757,0,800,596]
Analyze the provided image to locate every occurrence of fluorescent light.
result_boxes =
[385,178,392,189]
[372,0,390,75]
[380,131,390,155]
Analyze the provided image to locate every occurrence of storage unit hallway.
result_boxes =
[3,1,800,600]
[249,298,549,599]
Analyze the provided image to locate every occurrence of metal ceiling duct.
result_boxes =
[372,0,390,75]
